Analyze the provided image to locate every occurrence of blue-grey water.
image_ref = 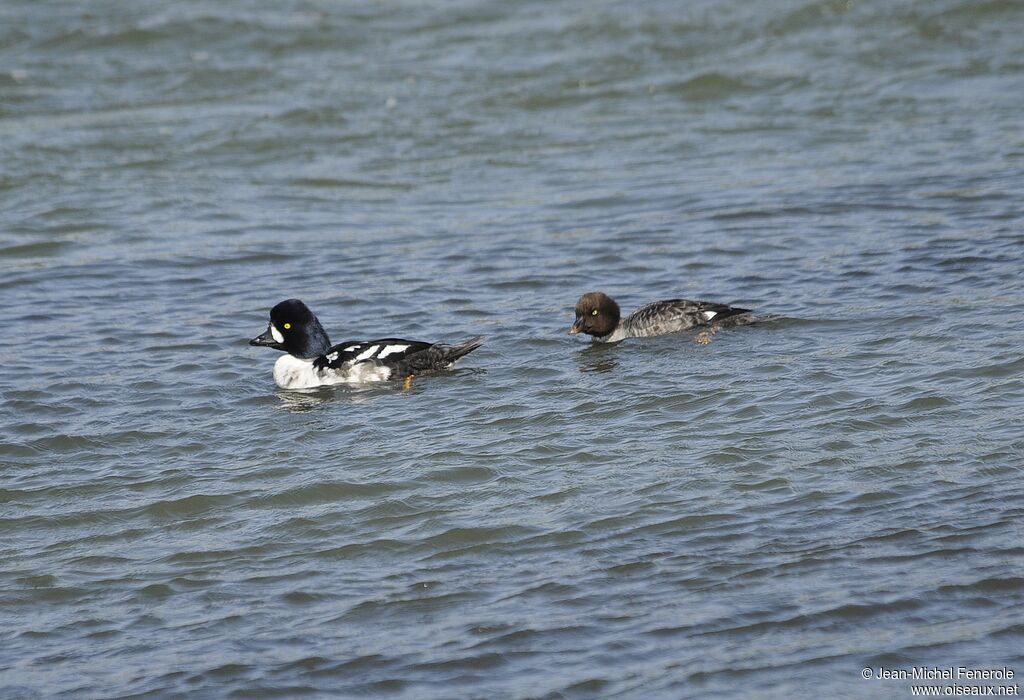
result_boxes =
[2,1,1023,698]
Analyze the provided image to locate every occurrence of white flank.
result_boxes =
[354,345,380,362]
[377,344,410,359]
[272,354,393,389]
[270,325,285,343]
[345,363,392,382]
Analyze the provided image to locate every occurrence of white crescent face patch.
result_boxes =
[270,324,285,343]
[377,344,410,359]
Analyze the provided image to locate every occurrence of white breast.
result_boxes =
[273,355,323,389]
[594,326,628,343]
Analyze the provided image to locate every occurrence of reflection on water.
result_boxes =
[576,343,620,374]
[274,387,338,413]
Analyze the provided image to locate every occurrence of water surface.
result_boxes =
[2,0,1023,697]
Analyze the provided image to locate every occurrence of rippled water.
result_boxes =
[3,0,1023,697]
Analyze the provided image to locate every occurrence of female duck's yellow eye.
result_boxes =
[591,309,599,316]
[283,323,291,330]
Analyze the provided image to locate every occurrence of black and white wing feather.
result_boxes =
[313,338,433,371]
[622,299,751,338]
[313,337,483,378]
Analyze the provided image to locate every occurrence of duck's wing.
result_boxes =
[312,338,433,370]
[624,299,751,337]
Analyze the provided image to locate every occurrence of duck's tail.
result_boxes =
[400,337,484,374]
[436,336,484,366]
[713,305,752,322]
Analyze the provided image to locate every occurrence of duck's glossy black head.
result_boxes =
[249,299,332,359]
[570,291,620,337]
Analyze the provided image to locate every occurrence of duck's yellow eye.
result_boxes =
[591,309,599,316]
[283,323,291,330]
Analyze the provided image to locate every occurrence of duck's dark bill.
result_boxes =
[249,327,280,347]
[569,319,583,334]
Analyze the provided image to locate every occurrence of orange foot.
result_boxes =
[695,326,719,345]
[403,375,414,391]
